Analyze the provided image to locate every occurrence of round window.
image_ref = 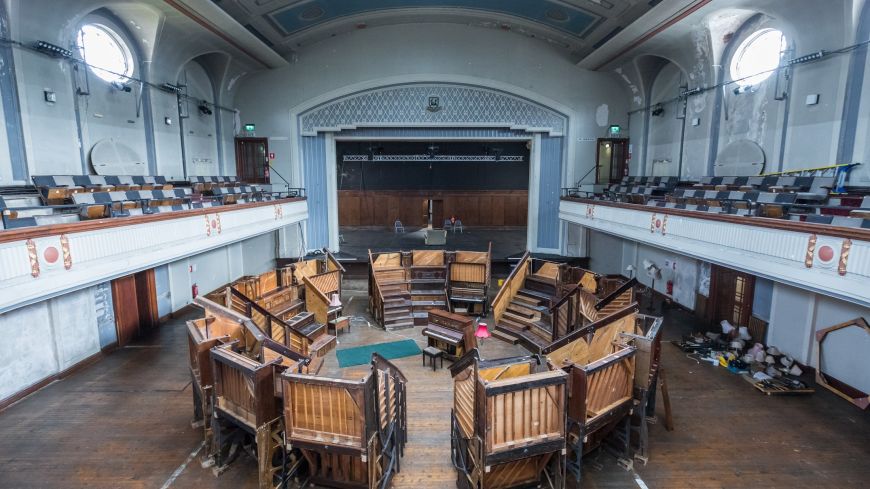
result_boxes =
[77,24,134,84]
[730,28,786,87]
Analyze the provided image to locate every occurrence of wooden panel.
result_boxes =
[547,313,636,368]
[337,190,528,227]
[134,269,158,331]
[450,263,486,283]
[412,250,444,266]
[484,370,566,455]
[112,275,140,347]
[283,375,366,449]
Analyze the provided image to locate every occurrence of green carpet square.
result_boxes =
[336,339,422,368]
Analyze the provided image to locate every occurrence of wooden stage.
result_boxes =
[0,292,868,488]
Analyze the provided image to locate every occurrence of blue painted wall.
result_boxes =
[537,135,563,249]
[301,134,329,250]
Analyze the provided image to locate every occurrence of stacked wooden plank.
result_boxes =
[491,252,603,352]
[186,297,310,488]
[541,303,665,485]
[187,297,407,489]
[451,351,568,489]
[369,248,492,331]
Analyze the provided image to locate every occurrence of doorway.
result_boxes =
[709,265,755,326]
[235,137,270,183]
[423,199,445,228]
[111,269,158,347]
[596,138,629,185]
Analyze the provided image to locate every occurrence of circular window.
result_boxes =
[77,24,134,84]
[730,28,786,87]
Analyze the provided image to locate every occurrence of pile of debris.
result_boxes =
[677,320,813,395]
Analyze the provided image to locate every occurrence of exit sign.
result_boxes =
[609,125,621,136]
[244,123,256,132]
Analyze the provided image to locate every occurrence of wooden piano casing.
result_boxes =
[422,309,475,361]
[451,351,568,489]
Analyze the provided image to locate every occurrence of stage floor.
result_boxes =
[336,226,527,261]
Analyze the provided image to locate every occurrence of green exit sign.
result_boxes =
[244,123,256,132]
[609,125,621,136]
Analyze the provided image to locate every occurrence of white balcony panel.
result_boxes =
[560,200,870,308]
[0,200,308,314]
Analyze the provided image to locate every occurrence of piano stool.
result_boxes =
[422,346,444,371]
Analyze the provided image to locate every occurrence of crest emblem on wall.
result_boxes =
[426,96,442,112]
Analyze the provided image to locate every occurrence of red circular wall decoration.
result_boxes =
[43,246,60,264]
[818,245,835,263]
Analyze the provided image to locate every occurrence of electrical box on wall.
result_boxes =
[806,94,820,106]
[43,90,56,103]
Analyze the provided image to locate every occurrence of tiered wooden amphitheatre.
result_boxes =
[478,262,664,487]
[491,252,613,352]
[187,298,408,488]
[368,246,492,330]
[450,351,569,489]
[186,297,312,488]
[206,252,345,373]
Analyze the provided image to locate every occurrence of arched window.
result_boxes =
[730,28,787,87]
[77,24,134,84]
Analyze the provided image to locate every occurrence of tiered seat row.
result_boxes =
[1,173,302,230]
[564,173,868,224]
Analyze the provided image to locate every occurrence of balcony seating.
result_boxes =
[188,175,240,193]
[850,197,870,218]
[32,175,174,204]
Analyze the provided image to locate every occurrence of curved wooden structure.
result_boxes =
[451,350,568,489]
[491,252,605,352]
[283,354,408,489]
[369,247,492,330]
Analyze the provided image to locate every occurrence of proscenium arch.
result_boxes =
[289,76,572,254]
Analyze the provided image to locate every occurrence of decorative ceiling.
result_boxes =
[211,0,658,61]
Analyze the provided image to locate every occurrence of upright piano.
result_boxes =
[422,309,476,361]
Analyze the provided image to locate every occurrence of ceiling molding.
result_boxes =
[163,0,288,68]
[579,0,712,71]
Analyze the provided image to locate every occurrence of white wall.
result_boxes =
[617,0,868,184]
[0,286,101,402]
[233,23,631,189]
[0,0,256,183]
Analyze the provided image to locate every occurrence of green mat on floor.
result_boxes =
[336,339,422,368]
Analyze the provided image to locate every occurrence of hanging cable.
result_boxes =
[0,36,238,114]
[627,37,870,115]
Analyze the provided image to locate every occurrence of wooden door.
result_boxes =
[112,275,140,347]
[432,200,444,229]
[421,199,430,227]
[710,265,755,326]
[595,138,629,184]
[111,269,159,347]
[134,269,158,331]
[235,138,270,184]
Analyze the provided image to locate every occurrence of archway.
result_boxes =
[293,81,569,254]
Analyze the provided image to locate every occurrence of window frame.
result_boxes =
[729,28,787,88]
[76,22,136,85]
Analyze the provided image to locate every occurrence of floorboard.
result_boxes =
[0,290,868,488]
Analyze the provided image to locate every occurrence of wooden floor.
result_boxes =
[1,290,868,488]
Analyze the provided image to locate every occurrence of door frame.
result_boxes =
[594,138,629,185]
[235,137,271,184]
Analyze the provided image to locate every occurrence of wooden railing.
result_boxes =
[492,251,531,324]
[302,274,331,324]
[228,287,308,356]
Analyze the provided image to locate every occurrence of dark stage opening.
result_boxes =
[336,140,530,261]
